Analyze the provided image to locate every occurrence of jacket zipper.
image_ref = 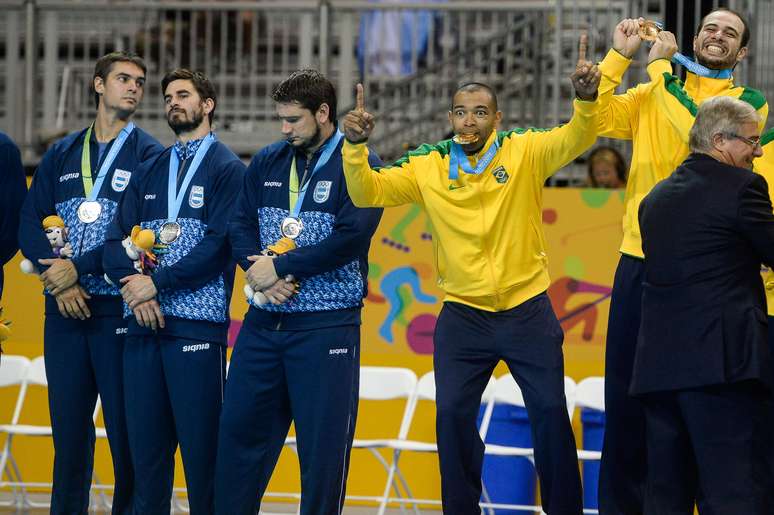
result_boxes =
[275,312,284,330]
[476,182,501,309]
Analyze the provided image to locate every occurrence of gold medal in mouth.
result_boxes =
[453,133,479,145]
[639,20,661,41]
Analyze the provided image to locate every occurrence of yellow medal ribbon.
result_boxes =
[288,156,300,212]
[80,125,94,197]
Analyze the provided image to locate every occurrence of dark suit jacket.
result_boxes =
[632,153,774,395]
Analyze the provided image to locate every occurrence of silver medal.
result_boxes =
[280,217,303,240]
[77,201,102,223]
[159,221,182,244]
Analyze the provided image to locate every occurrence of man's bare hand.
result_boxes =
[613,18,645,58]
[39,258,78,295]
[133,299,165,331]
[648,30,678,63]
[571,34,602,101]
[119,274,158,309]
[341,84,376,143]
[245,255,280,292]
[55,284,92,320]
[263,278,298,305]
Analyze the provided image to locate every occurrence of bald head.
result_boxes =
[453,82,498,111]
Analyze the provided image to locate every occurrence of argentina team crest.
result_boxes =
[189,185,205,208]
[313,180,332,203]
[491,165,509,184]
[111,169,132,192]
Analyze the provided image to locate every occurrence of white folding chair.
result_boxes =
[0,355,31,507]
[377,371,496,514]
[0,356,105,509]
[575,377,604,462]
[91,396,118,512]
[0,356,53,508]
[346,366,418,512]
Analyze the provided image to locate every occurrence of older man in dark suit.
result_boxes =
[635,96,774,514]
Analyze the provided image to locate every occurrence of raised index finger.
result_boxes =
[356,83,365,112]
[578,32,588,63]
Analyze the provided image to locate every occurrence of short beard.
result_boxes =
[297,124,322,152]
[168,108,205,136]
[695,50,737,70]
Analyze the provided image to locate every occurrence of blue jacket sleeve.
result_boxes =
[151,158,246,292]
[18,145,60,272]
[140,139,165,163]
[0,137,27,266]
[103,160,148,285]
[273,151,384,280]
[70,135,164,278]
[228,151,265,272]
[70,240,102,277]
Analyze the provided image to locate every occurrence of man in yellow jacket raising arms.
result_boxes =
[596,9,768,515]
[341,37,599,515]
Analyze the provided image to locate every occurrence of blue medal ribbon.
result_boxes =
[672,52,732,79]
[167,132,216,223]
[82,122,135,200]
[449,138,500,180]
[288,130,344,219]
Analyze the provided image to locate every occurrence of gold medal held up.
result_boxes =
[639,20,662,41]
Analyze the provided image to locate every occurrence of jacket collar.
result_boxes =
[685,71,735,100]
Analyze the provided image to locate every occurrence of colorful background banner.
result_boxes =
[0,187,624,502]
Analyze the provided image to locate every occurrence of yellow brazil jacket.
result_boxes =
[342,99,598,312]
[597,49,768,258]
[755,131,774,315]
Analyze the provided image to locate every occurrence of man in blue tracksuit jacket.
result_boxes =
[104,68,244,515]
[0,131,27,300]
[214,69,383,515]
[17,52,162,514]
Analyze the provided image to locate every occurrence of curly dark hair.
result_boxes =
[271,69,337,123]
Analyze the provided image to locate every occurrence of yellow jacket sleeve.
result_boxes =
[597,49,643,139]
[644,59,695,144]
[521,98,599,181]
[341,141,423,208]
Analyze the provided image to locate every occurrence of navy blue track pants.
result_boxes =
[123,334,225,515]
[599,254,647,515]
[44,314,132,515]
[214,322,360,515]
[433,294,582,515]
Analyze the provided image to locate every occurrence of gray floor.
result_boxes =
[0,495,433,514]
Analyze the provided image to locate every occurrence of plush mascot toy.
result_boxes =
[20,215,73,274]
[104,225,165,287]
[123,225,161,275]
[244,237,299,306]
